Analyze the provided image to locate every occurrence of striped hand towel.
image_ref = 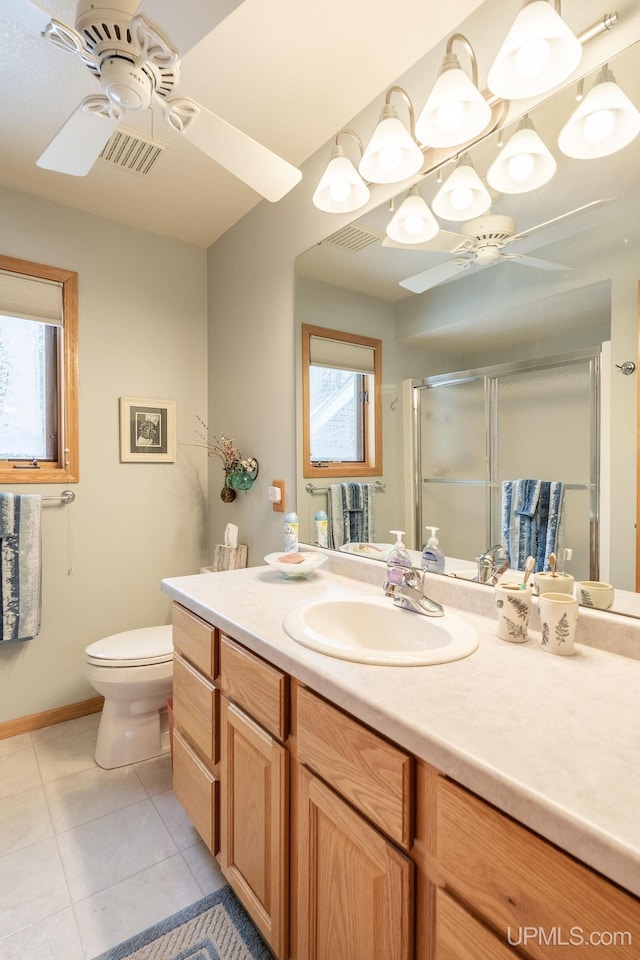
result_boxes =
[0,494,42,643]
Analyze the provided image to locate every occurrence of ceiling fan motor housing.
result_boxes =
[100,55,152,109]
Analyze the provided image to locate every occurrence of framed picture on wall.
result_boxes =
[119,397,176,462]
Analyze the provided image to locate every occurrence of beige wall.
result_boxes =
[0,185,208,722]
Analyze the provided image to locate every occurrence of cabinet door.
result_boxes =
[297,764,414,960]
[219,697,288,958]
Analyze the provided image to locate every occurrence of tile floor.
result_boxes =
[0,713,226,959]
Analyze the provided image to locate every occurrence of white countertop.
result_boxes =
[162,556,640,899]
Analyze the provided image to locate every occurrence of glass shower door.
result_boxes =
[416,376,489,564]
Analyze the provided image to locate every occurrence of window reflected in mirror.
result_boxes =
[302,324,382,478]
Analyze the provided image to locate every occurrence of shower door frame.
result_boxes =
[411,348,601,579]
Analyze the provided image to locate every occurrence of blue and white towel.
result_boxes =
[501,480,565,573]
[0,494,42,643]
[327,483,376,549]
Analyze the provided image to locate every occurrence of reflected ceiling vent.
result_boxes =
[323,223,385,252]
[99,128,165,175]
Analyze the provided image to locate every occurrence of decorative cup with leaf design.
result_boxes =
[538,592,579,656]
[495,582,532,643]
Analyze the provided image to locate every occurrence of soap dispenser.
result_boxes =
[422,526,445,574]
[386,530,412,586]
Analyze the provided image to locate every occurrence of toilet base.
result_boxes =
[94,699,171,769]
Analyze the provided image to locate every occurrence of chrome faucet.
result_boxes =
[475,543,508,583]
[383,566,444,617]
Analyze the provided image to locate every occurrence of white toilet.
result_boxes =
[85,625,174,769]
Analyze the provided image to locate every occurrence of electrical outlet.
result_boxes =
[271,479,285,512]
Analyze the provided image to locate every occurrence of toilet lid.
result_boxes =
[86,625,173,667]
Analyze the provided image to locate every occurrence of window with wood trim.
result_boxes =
[0,255,78,483]
[302,324,382,478]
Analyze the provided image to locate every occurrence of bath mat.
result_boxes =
[93,885,272,960]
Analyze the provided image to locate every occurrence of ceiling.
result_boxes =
[0,0,487,248]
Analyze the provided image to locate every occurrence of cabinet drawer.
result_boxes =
[437,777,640,959]
[219,635,288,741]
[173,729,219,854]
[173,653,219,765]
[296,685,413,848]
[172,603,217,680]
[435,888,519,960]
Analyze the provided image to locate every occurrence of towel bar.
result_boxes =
[43,490,75,504]
[305,481,385,495]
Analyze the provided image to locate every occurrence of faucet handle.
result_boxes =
[402,566,424,588]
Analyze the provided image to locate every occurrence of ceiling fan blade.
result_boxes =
[3,0,52,33]
[138,0,245,57]
[502,254,571,271]
[171,100,301,202]
[400,259,471,294]
[507,198,618,245]
[37,99,120,176]
[382,229,466,253]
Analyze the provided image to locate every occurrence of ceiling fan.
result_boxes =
[397,199,616,294]
[7,0,302,201]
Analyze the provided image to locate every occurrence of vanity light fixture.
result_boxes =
[312,129,370,213]
[415,33,492,149]
[487,115,556,193]
[431,152,491,221]
[487,0,582,100]
[558,65,640,159]
[385,185,440,245]
[359,86,424,185]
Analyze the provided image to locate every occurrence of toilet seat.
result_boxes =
[86,625,173,668]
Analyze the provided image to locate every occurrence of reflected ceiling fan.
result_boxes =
[8,0,302,201]
[398,199,616,294]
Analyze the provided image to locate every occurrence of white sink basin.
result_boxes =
[283,596,478,666]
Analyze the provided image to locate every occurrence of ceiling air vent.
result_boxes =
[323,223,384,253]
[99,128,165,176]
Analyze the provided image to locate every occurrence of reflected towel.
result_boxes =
[0,494,42,643]
[327,483,375,549]
[502,480,564,573]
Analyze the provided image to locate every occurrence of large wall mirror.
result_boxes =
[295,36,640,617]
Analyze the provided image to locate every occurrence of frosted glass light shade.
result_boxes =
[558,68,640,159]
[487,0,582,100]
[312,147,370,213]
[432,155,491,221]
[386,187,440,244]
[416,55,492,148]
[487,118,556,193]
[359,104,424,184]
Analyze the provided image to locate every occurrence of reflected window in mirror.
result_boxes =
[302,324,382,478]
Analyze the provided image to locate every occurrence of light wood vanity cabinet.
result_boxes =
[434,776,640,960]
[219,634,289,959]
[295,688,415,960]
[171,601,640,960]
[171,604,219,855]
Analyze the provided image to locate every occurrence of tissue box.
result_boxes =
[212,544,248,571]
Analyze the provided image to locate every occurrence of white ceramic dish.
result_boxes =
[264,552,327,579]
[338,542,394,561]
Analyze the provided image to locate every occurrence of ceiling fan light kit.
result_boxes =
[487,0,583,100]
[487,116,557,193]
[558,66,640,159]
[431,153,491,221]
[385,186,440,244]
